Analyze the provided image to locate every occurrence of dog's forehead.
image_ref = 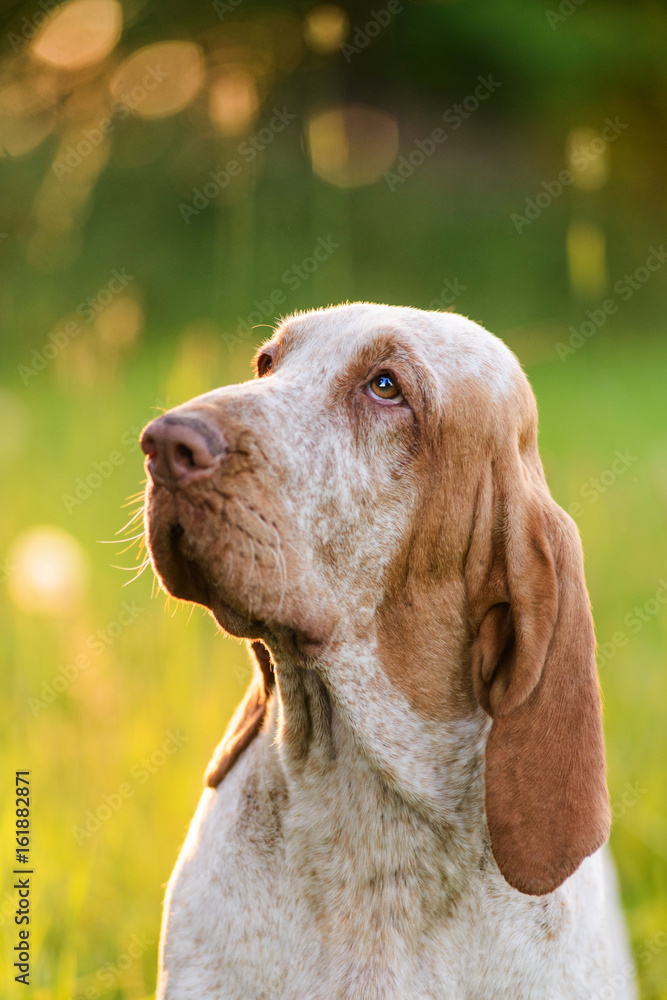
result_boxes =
[273,303,522,399]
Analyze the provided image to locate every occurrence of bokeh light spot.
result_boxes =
[110,42,204,119]
[307,105,399,188]
[209,69,260,137]
[304,5,350,54]
[166,322,223,403]
[94,296,144,349]
[567,127,610,192]
[31,0,123,72]
[8,526,90,617]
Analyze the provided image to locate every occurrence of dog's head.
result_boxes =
[141,302,609,895]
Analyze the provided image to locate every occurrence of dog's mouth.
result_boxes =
[144,485,275,635]
[159,518,212,606]
[159,514,272,641]
[143,478,338,652]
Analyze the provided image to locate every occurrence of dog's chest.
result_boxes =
[278,745,472,994]
[162,747,457,997]
[157,732,610,1000]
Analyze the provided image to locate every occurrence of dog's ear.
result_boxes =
[205,641,275,788]
[467,453,610,895]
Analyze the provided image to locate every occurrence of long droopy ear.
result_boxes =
[205,640,275,789]
[467,452,610,895]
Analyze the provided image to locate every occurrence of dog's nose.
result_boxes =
[141,415,227,488]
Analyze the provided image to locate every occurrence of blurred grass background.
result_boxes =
[1,0,666,996]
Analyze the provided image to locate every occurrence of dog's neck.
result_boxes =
[264,644,491,916]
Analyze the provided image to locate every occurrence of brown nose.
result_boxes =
[141,414,227,488]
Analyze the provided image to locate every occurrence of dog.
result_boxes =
[141,303,636,999]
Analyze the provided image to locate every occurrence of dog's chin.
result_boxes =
[148,519,269,640]
[208,601,267,640]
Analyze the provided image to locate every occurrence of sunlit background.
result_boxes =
[1,0,666,996]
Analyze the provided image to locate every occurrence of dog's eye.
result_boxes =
[368,371,403,403]
[256,353,273,378]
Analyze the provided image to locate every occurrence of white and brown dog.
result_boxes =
[141,304,636,999]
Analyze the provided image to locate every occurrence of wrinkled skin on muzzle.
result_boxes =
[141,308,426,658]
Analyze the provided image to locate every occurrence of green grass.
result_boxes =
[1,324,666,998]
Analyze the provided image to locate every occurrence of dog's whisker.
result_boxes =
[122,565,150,587]
[240,531,257,594]
[98,532,145,545]
[122,489,146,507]
[114,539,145,557]
[116,509,145,535]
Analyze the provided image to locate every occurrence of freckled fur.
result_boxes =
[144,303,636,999]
